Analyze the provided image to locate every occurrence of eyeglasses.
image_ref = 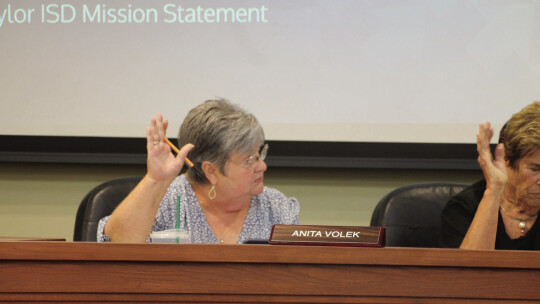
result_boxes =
[235,144,268,169]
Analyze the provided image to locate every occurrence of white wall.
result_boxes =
[0,163,482,241]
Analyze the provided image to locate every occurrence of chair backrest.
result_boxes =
[370,182,469,248]
[73,177,142,241]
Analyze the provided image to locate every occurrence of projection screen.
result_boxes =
[1,0,539,167]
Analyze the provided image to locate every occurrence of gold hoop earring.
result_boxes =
[208,185,216,200]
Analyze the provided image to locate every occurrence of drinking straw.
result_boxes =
[176,195,181,244]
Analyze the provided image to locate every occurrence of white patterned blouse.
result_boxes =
[97,175,300,243]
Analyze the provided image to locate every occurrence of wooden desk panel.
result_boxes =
[1,242,539,303]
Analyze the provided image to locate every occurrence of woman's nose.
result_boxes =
[255,157,267,172]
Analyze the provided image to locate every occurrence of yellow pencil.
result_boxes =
[164,137,195,168]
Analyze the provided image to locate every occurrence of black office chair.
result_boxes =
[73,177,142,241]
[370,182,469,248]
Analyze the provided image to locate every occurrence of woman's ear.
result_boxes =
[201,161,218,185]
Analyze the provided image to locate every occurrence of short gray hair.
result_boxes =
[178,99,265,184]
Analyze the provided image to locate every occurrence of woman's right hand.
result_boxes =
[457,122,507,250]
[476,122,507,189]
[146,113,194,183]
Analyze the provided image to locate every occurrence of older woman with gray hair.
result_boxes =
[97,99,300,243]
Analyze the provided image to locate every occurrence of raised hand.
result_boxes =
[146,113,193,182]
[476,122,507,189]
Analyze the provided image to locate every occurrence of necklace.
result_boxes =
[499,204,538,233]
[198,201,235,244]
[195,192,246,244]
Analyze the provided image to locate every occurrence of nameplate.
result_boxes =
[269,225,385,247]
